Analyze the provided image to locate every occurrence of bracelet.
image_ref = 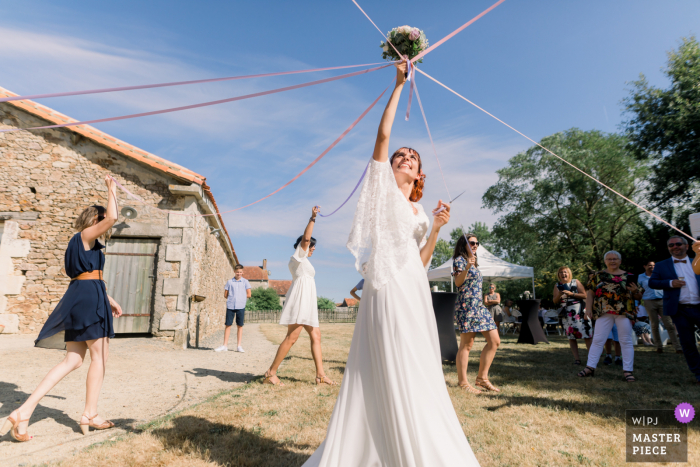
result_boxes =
[309,217,316,223]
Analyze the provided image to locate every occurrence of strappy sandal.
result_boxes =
[262,370,284,386]
[475,377,501,392]
[79,413,114,435]
[1,412,33,442]
[578,366,595,377]
[459,382,482,394]
[316,375,337,386]
[623,371,636,383]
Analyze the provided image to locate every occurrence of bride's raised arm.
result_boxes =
[372,62,407,163]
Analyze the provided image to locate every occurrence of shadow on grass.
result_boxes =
[186,368,257,384]
[152,415,312,467]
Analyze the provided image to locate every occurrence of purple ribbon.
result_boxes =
[317,159,370,217]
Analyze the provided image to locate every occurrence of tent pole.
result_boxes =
[532,276,536,299]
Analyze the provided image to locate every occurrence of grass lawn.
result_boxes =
[59,324,699,466]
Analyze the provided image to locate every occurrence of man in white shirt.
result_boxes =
[649,236,700,385]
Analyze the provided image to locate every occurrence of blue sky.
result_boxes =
[2,1,698,301]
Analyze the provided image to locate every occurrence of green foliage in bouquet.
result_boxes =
[380,26,429,64]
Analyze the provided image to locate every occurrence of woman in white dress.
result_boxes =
[304,62,480,466]
[263,206,335,386]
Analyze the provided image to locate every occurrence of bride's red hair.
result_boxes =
[390,147,426,202]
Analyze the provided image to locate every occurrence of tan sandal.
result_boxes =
[262,371,284,386]
[79,413,115,435]
[316,375,337,386]
[458,382,482,394]
[475,377,501,392]
[1,412,33,442]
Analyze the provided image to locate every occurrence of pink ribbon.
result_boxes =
[0,63,391,134]
[110,81,393,217]
[415,67,695,242]
[0,62,387,103]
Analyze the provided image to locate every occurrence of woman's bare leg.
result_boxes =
[266,325,304,383]
[584,337,593,350]
[569,339,581,361]
[81,338,110,426]
[305,325,328,379]
[477,329,501,380]
[11,341,87,435]
[456,333,476,386]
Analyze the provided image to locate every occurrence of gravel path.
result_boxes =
[0,324,277,466]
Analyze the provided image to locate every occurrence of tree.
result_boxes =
[246,287,282,311]
[482,128,652,300]
[623,36,700,231]
[317,296,336,310]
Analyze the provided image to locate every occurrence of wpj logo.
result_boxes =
[626,408,689,463]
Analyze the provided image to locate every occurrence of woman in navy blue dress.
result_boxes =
[1,176,123,442]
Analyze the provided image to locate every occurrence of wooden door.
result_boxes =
[104,237,158,333]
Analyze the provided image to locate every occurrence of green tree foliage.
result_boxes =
[623,37,700,230]
[482,129,652,302]
[317,296,336,310]
[246,286,282,311]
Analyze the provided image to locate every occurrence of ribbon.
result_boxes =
[110,81,393,217]
[410,0,507,63]
[412,76,450,198]
[317,159,370,217]
[416,67,695,242]
[0,63,392,134]
[0,62,387,103]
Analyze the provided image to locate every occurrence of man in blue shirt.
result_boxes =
[638,259,682,354]
[215,264,251,352]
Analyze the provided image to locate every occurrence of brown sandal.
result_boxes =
[475,377,501,392]
[459,382,482,394]
[262,371,284,386]
[316,375,337,386]
[1,412,33,442]
[79,413,114,435]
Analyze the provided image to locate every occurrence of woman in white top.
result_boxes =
[303,62,480,466]
[263,206,335,386]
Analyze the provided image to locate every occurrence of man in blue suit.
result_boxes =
[649,236,700,385]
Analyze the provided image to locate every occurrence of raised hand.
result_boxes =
[311,206,320,219]
[432,200,450,230]
[395,61,408,87]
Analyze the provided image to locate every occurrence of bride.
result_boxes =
[304,62,480,466]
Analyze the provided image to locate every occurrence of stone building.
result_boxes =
[0,86,239,347]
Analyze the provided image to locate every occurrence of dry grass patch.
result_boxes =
[58,324,698,467]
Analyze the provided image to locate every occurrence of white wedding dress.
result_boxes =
[304,159,480,466]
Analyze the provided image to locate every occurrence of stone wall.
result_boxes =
[0,103,236,344]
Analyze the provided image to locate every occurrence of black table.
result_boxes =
[516,299,549,345]
[431,292,459,361]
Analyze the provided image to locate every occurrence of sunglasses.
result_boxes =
[469,241,479,246]
[667,242,685,247]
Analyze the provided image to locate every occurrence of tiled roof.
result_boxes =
[242,266,268,281]
[0,85,236,263]
[269,280,292,296]
[342,298,359,307]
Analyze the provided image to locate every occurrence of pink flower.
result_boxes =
[409,28,420,41]
[612,275,623,283]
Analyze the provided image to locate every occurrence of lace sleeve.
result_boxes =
[347,159,416,291]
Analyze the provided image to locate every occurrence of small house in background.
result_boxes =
[341,298,359,308]
[0,85,239,348]
[239,259,292,306]
[241,260,269,289]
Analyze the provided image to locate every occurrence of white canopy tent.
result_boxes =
[427,245,535,296]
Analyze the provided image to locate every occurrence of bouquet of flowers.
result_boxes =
[380,26,429,63]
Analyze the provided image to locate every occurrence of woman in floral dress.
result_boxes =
[578,250,642,382]
[452,234,500,394]
[553,266,592,365]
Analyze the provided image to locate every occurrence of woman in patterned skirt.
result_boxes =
[452,233,501,394]
[553,266,592,365]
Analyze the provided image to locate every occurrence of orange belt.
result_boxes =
[71,270,104,282]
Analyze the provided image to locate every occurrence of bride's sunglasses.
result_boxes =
[469,241,479,247]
